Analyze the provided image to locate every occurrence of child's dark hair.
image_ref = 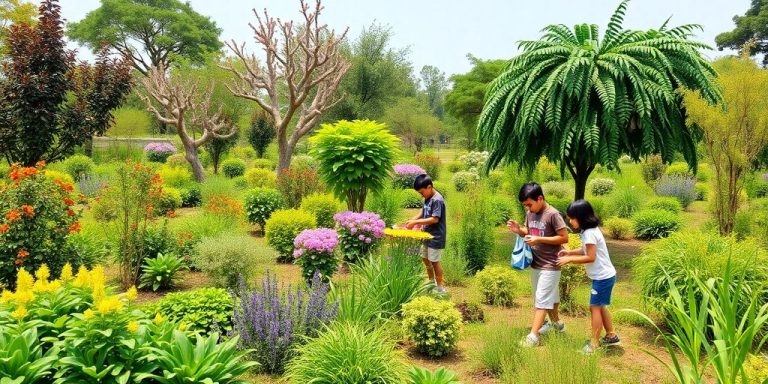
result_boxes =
[518,182,544,202]
[566,199,600,230]
[413,174,433,190]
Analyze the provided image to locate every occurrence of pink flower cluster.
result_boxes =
[393,164,426,176]
[143,142,177,153]
[293,228,339,258]
[333,211,385,244]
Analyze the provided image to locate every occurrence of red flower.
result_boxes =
[21,205,34,217]
[17,249,29,258]
[5,210,20,221]
[15,259,22,265]
[64,197,75,206]
[66,209,76,216]
[62,184,74,192]
[68,222,82,233]
[167,210,177,218]
[0,223,9,233]
[35,160,46,168]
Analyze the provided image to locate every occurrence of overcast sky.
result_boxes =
[58,0,749,77]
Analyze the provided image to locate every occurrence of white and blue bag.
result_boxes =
[510,234,533,270]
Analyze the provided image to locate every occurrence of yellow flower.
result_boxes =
[384,228,433,240]
[73,266,90,287]
[11,306,27,320]
[96,296,124,314]
[127,320,139,333]
[83,309,95,320]
[125,286,138,302]
[35,264,50,283]
[178,322,187,331]
[0,290,14,304]
[14,290,34,305]
[16,269,34,293]
[153,313,164,325]
[60,263,74,282]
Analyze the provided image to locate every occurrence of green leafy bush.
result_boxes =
[300,193,343,228]
[413,152,442,180]
[452,171,478,192]
[603,217,633,240]
[476,266,517,306]
[665,162,694,178]
[244,188,286,230]
[460,193,494,274]
[632,209,682,240]
[432,180,448,198]
[147,287,234,334]
[446,161,463,173]
[179,186,202,208]
[221,158,246,178]
[252,158,275,170]
[408,367,460,384]
[165,153,188,168]
[606,188,644,218]
[642,155,666,184]
[285,322,407,384]
[589,178,615,196]
[402,189,423,208]
[63,155,95,181]
[494,196,521,226]
[542,181,573,199]
[485,170,506,191]
[139,253,187,291]
[365,185,402,227]
[194,234,265,288]
[157,186,183,214]
[646,196,682,213]
[245,167,277,188]
[402,296,462,357]
[276,166,324,208]
[157,165,193,188]
[695,182,708,201]
[265,209,317,262]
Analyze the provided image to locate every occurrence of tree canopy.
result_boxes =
[67,0,223,75]
[478,0,721,199]
[716,0,768,66]
[420,65,448,119]
[382,97,442,152]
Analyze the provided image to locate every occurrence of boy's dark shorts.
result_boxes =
[590,275,616,306]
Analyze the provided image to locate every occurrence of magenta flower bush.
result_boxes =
[333,211,385,264]
[294,228,339,283]
[144,142,178,163]
[393,163,426,189]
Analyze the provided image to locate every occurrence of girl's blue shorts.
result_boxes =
[590,275,616,306]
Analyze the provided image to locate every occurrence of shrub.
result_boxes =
[603,217,633,240]
[402,189,423,209]
[290,154,318,171]
[276,166,324,208]
[244,188,285,230]
[476,266,517,306]
[747,174,768,199]
[542,181,573,199]
[365,185,402,227]
[494,196,521,226]
[285,321,406,383]
[646,196,682,213]
[536,157,562,182]
[156,186,183,214]
[606,188,644,218]
[234,272,337,375]
[408,367,461,384]
[194,234,264,288]
[157,165,193,188]
[432,180,448,198]
[665,162,694,178]
[619,154,633,164]
[248,110,276,158]
[203,130,239,175]
[334,211,386,264]
[477,324,523,376]
[63,155,95,181]
[655,175,697,209]
[142,223,178,260]
[452,171,478,192]
[300,193,343,228]
[179,186,202,207]
[485,169,506,191]
[139,253,186,291]
[393,164,427,189]
[413,152,441,180]
[43,169,75,185]
[233,176,248,189]
[632,209,682,240]
[203,194,244,218]
[221,158,246,178]
[244,167,277,188]
[642,155,666,184]
[252,158,275,170]
[0,163,83,288]
[589,178,615,196]
[458,151,489,173]
[293,228,340,283]
[144,142,177,163]
[560,235,589,314]
[446,161,463,173]
[460,192,495,274]
[147,287,233,334]
[402,296,462,357]
[165,153,188,168]
[265,209,317,263]
[454,301,485,323]
[695,182,708,201]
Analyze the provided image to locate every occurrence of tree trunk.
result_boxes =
[182,140,206,182]
[277,137,295,174]
[567,160,595,201]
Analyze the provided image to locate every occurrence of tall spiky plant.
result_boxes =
[478,0,721,199]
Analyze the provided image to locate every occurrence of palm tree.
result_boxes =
[478,0,721,200]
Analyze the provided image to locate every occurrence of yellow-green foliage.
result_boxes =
[108,107,151,137]
[299,193,343,228]
[157,187,183,214]
[475,266,517,307]
[43,170,74,185]
[157,165,193,188]
[745,354,768,384]
[561,233,588,311]
[231,146,257,160]
[665,162,694,178]
[265,209,317,262]
[603,217,633,240]
[401,296,462,357]
[244,168,276,189]
[566,233,581,250]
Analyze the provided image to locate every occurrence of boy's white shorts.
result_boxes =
[530,268,561,309]
[421,247,441,262]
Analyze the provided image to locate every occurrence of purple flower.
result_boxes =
[143,142,177,153]
[393,164,426,176]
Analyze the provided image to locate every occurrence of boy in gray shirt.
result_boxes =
[405,174,447,294]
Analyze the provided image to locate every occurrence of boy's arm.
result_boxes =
[558,244,597,265]
[527,227,569,245]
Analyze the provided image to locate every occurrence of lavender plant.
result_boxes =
[333,211,386,264]
[655,175,697,209]
[232,271,337,374]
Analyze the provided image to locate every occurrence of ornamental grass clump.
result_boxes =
[144,142,177,163]
[393,164,427,189]
[293,228,339,284]
[334,211,385,264]
[402,296,462,357]
[232,271,337,375]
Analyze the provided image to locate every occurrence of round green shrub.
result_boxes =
[244,187,286,229]
[401,189,423,209]
[62,154,95,181]
[43,170,75,185]
[536,157,561,182]
[285,322,408,384]
[454,301,485,323]
[542,181,573,199]
[157,165,193,188]
[646,196,682,213]
[290,154,318,171]
[300,193,343,228]
[245,167,277,188]
[232,145,257,160]
[193,234,264,288]
[665,162,694,178]
[606,188,644,218]
[232,176,248,189]
[265,209,317,263]
[589,178,615,196]
[632,209,682,240]
[180,186,202,207]
[641,155,666,184]
[402,296,462,357]
[165,153,188,168]
[414,152,442,180]
[252,158,275,170]
[745,354,768,384]
[460,193,495,274]
[157,186,183,214]
[547,197,569,217]
[485,170,505,191]
[146,287,233,335]
[446,161,464,173]
[603,217,633,240]
[222,158,247,178]
[475,266,517,307]
[452,171,478,192]
[365,186,402,227]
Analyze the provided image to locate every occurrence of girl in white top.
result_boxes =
[557,199,619,354]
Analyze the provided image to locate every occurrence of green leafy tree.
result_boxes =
[204,126,239,175]
[478,1,721,200]
[683,56,768,235]
[715,0,768,67]
[248,110,276,158]
[0,0,133,166]
[310,120,400,212]
[420,65,448,119]
[444,55,506,149]
[382,97,441,152]
[0,0,36,52]
[67,0,222,76]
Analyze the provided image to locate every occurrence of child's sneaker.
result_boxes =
[519,333,540,347]
[580,340,597,354]
[432,286,447,294]
[538,320,566,335]
[599,334,621,346]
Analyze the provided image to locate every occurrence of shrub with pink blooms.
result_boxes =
[392,164,426,189]
[144,142,177,163]
[333,211,385,264]
[293,228,339,283]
